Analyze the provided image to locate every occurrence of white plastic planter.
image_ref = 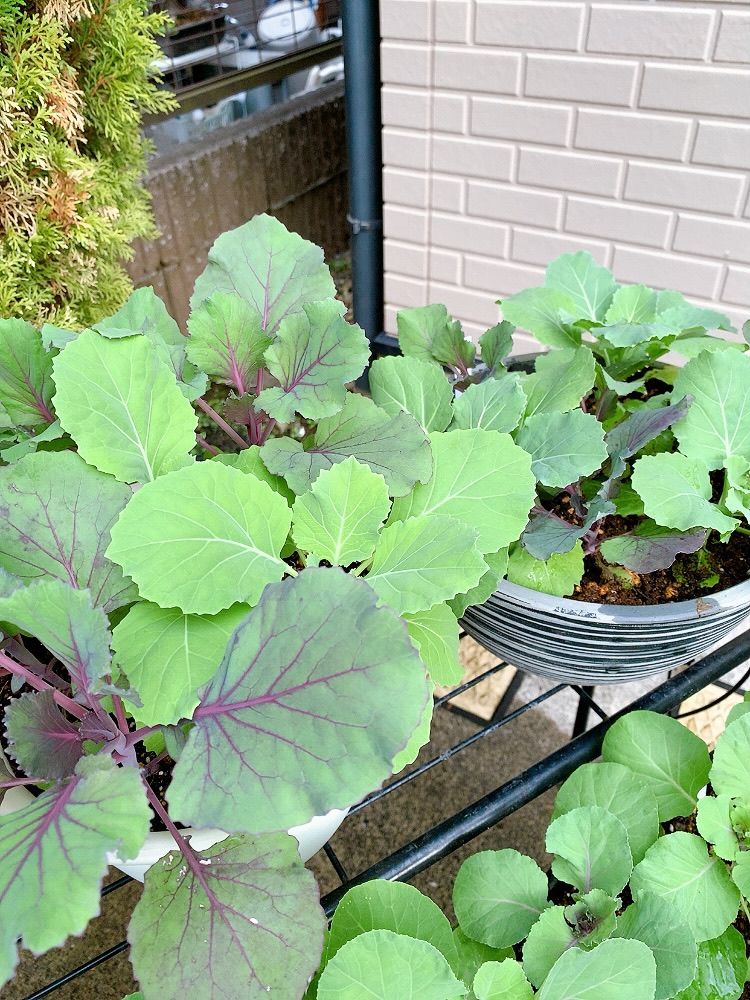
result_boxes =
[0,750,346,881]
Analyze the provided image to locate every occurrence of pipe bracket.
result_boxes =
[347,214,383,234]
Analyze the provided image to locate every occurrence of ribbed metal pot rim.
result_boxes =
[495,575,750,624]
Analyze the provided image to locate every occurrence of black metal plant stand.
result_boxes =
[21,626,750,999]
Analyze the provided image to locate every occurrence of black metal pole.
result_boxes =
[572,685,594,736]
[341,0,383,343]
[321,629,750,915]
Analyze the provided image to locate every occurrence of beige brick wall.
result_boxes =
[380,0,750,350]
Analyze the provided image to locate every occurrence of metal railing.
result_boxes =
[149,0,344,119]
[19,626,750,998]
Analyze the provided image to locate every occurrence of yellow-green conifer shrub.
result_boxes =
[0,0,175,327]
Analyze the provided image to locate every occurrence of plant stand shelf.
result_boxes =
[19,626,750,1000]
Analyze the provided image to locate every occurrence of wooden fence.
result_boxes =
[127,81,348,327]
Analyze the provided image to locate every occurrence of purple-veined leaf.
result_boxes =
[479,321,514,375]
[261,394,432,497]
[605,395,692,478]
[168,567,430,832]
[257,300,369,422]
[0,579,111,700]
[186,291,272,394]
[3,691,82,779]
[0,451,136,611]
[222,391,256,424]
[431,321,475,373]
[128,833,326,1000]
[80,712,121,748]
[397,304,467,367]
[0,319,55,428]
[522,508,588,560]
[600,523,707,573]
[189,214,336,336]
[107,462,291,615]
[0,756,150,987]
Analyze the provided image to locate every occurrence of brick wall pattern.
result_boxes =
[380,0,750,352]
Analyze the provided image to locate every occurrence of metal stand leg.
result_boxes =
[572,687,594,736]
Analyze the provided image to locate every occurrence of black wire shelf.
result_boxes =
[19,626,750,999]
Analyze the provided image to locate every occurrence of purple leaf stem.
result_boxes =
[111,694,137,766]
[142,779,220,902]
[1,640,68,692]
[195,397,248,451]
[455,356,469,379]
[0,776,44,788]
[246,409,261,445]
[0,650,88,721]
[258,416,277,446]
[581,528,600,556]
[247,369,268,445]
[564,484,587,518]
[126,724,160,748]
[112,694,129,734]
[142,750,170,778]
[196,435,220,457]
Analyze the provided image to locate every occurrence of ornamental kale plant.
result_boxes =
[309,708,750,1000]
[383,252,750,600]
[0,214,536,997]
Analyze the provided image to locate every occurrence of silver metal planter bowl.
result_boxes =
[461,577,750,685]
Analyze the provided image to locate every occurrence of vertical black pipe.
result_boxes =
[341,0,383,342]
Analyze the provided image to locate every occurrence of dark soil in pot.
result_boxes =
[574,513,750,607]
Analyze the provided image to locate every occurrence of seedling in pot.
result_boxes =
[0,215,537,998]
[378,252,750,606]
